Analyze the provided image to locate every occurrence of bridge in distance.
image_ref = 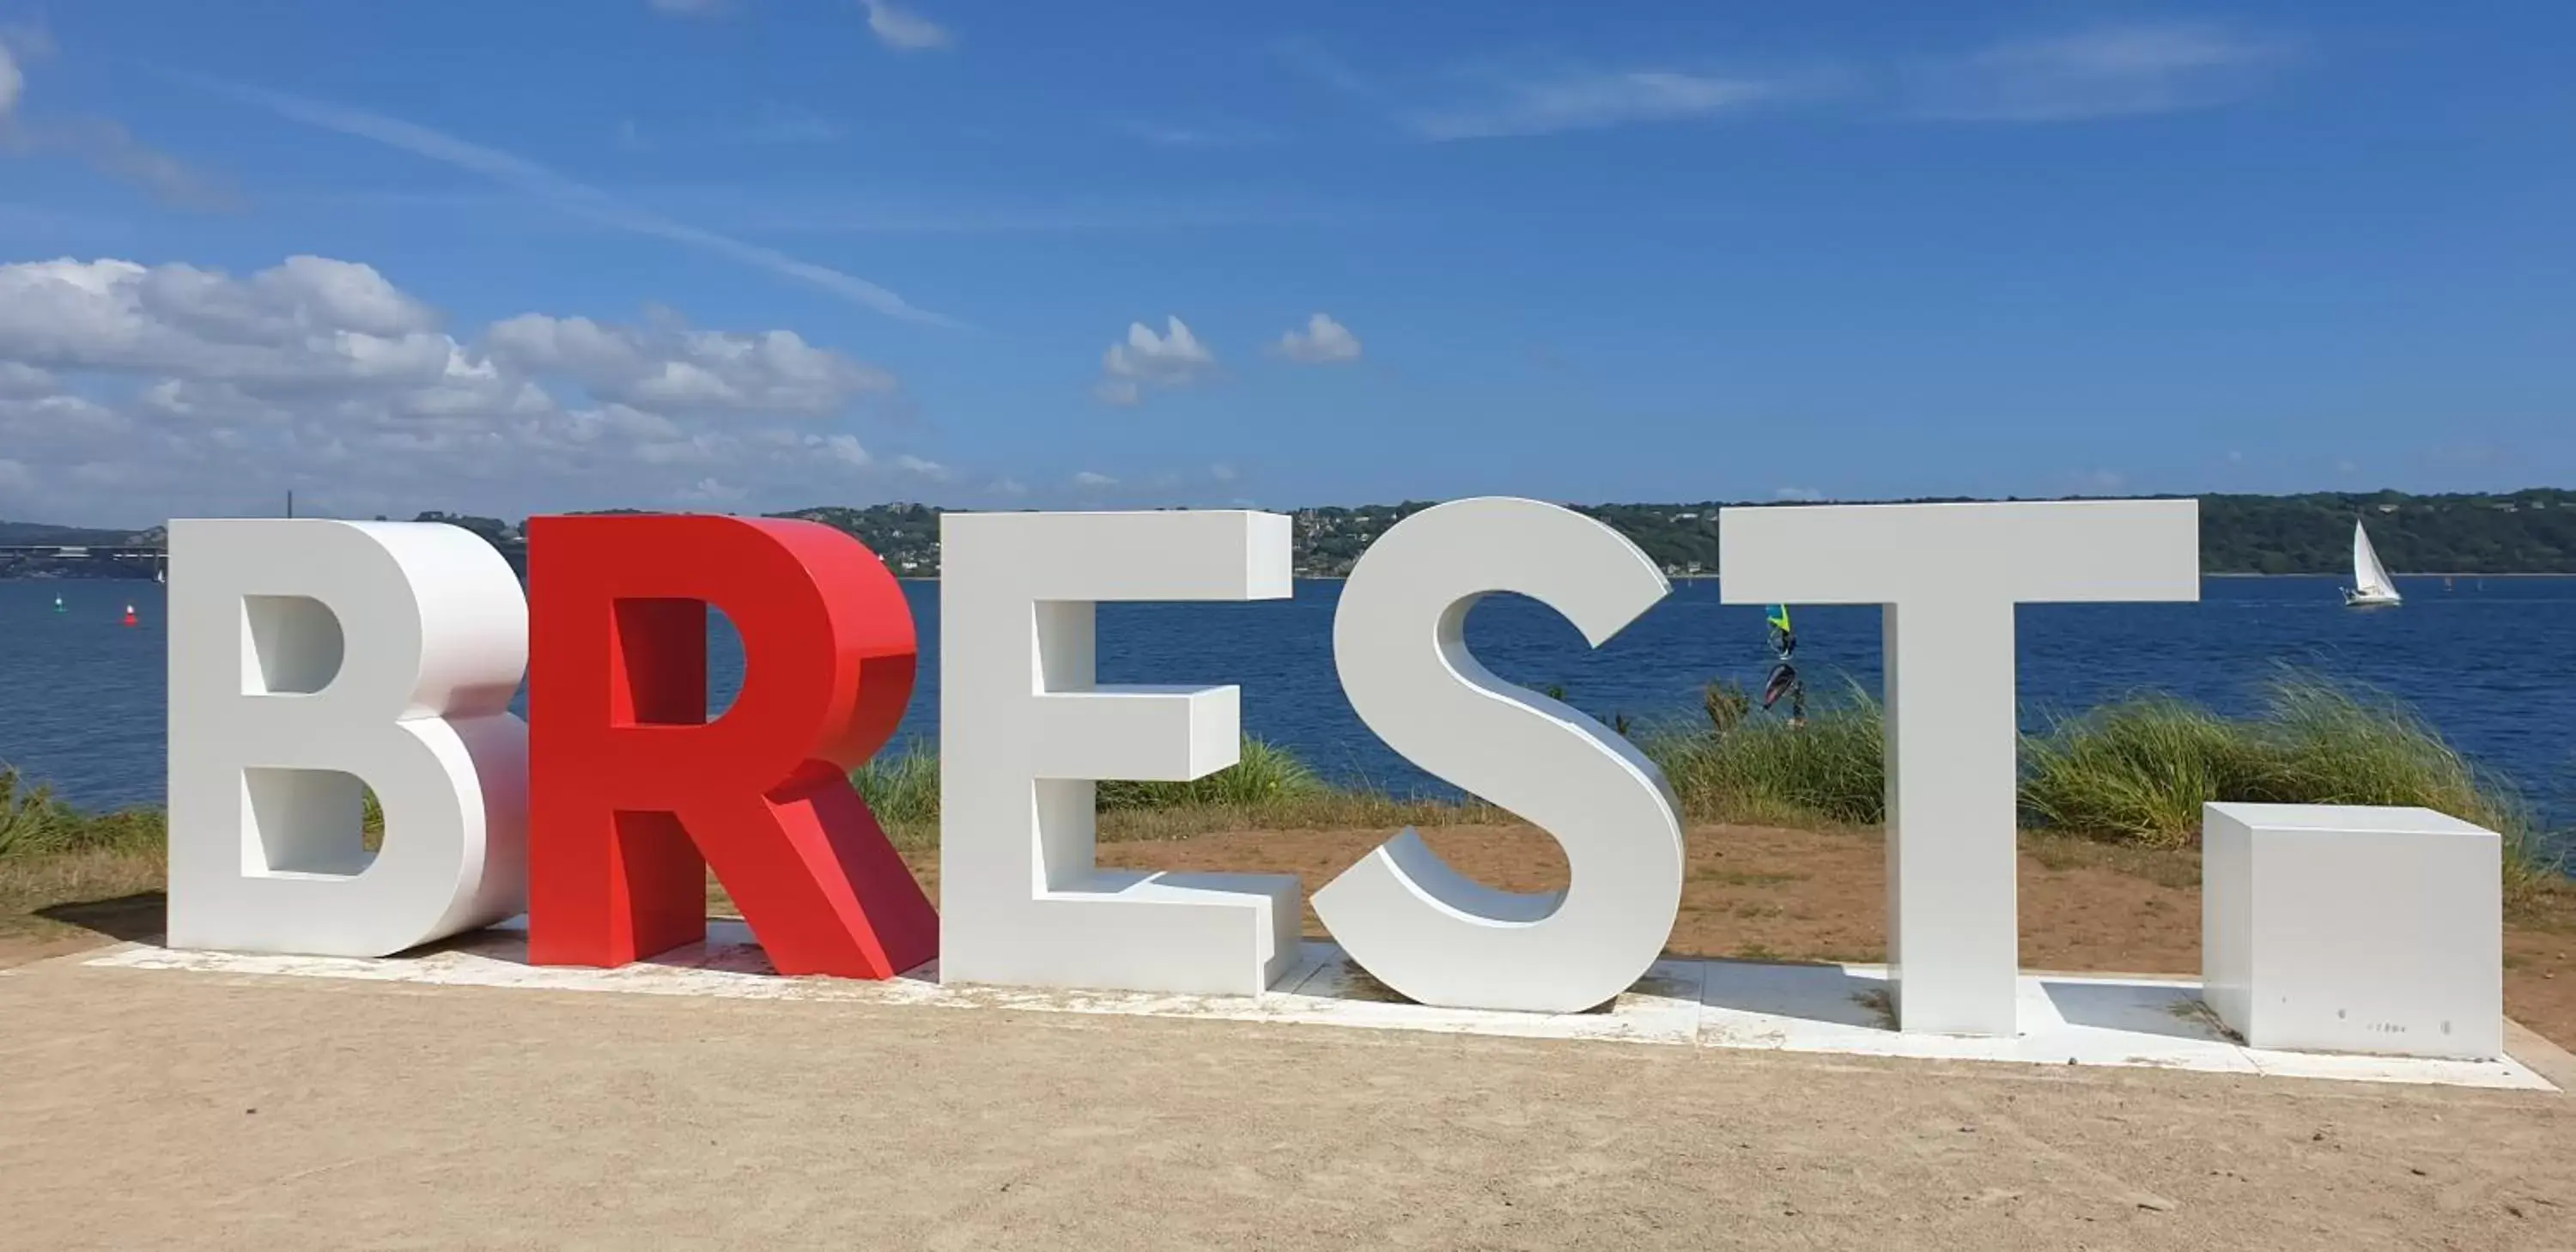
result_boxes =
[0,544,170,576]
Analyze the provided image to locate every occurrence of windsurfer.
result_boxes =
[1760,605,1806,728]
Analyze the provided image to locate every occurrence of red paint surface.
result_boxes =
[525,515,935,978]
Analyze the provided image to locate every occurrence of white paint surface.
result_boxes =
[1718,500,2199,1036]
[2203,802,2503,1061]
[937,510,1302,996]
[1317,497,1686,1012]
[165,520,529,957]
[82,934,2554,1091]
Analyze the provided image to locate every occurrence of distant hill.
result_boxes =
[7,489,2574,578]
[0,521,151,546]
[1574,489,2576,580]
[2193,489,2576,574]
[754,491,2576,578]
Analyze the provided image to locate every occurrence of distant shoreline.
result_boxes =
[2201,571,2574,579]
[9,571,2576,586]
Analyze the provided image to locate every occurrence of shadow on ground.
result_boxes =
[33,891,166,945]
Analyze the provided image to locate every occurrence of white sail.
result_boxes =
[2351,520,2400,603]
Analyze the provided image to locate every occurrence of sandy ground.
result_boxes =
[18,825,2572,1047]
[2,953,2573,1251]
[1084,823,2576,1048]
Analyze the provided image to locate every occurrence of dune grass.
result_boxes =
[2019,676,2563,905]
[1643,672,2565,906]
[852,737,1487,851]
[848,745,939,836]
[3,673,2565,926]
[2019,679,2524,845]
[1645,678,1887,828]
[0,769,168,942]
[0,768,166,860]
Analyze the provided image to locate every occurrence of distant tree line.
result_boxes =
[2188,489,2576,574]
[6,489,2574,580]
[1571,489,2576,578]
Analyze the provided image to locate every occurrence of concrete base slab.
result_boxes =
[84,921,2556,1091]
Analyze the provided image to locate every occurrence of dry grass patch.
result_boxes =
[0,847,165,966]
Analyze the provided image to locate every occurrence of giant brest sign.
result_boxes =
[162,496,2198,1036]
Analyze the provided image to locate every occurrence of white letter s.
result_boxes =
[1315,497,1683,1012]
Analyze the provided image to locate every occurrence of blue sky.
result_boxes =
[0,1,2569,526]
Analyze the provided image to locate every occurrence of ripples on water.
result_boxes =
[3,575,2570,830]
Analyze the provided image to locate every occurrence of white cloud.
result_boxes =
[1282,27,2285,142]
[989,476,1027,496]
[178,73,951,325]
[486,313,893,416]
[1273,313,1362,364]
[1277,37,1841,141]
[0,257,455,387]
[1072,471,1116,487]
[1906,24,2291,122]
[1411,67,1807,140]
[1210,463,1238,483]
[1772,487,1825,501]
[1106,316,1215,378]
[0,37,22,119]
[676,476,748,502]
[895,453,951,480]
[860,0,951,52]
[1097,316,1217,404]
[806,432,872,467]
[0,30,233,209]
[0,253,922,521]
[0,360,52,395]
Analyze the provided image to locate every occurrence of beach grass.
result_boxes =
[1640,672,2563,904]
[3,673,2565,929]
[0,768,166,860]
[1,768,168,941]
[853,737,1489,852]
[1643,678,1887,828]
[2018,675,2562,905]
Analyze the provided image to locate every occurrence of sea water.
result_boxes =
[3,576,2570,836]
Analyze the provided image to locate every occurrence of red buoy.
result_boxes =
[123,604,138,627]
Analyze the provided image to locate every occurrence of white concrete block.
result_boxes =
[2202,802,2502,1061]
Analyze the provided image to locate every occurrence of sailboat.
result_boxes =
[2342,519,2402,608]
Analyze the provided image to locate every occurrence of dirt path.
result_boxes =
[3,952,2573,1250]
